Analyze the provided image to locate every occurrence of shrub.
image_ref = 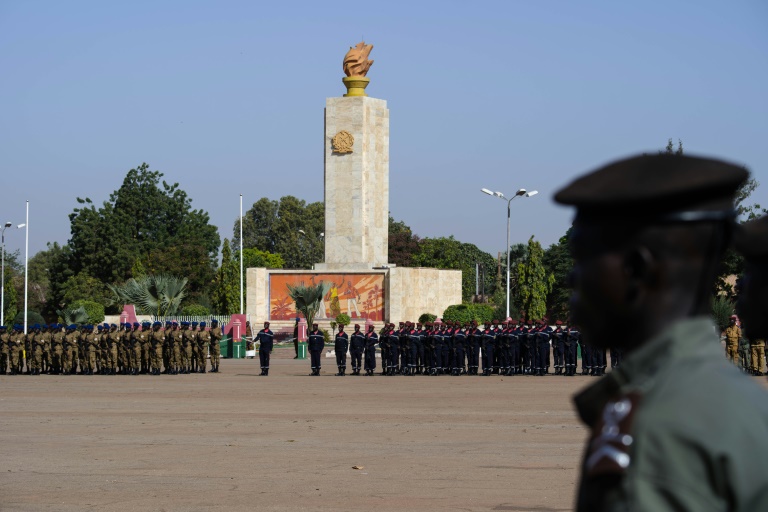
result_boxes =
[442,304,495,325]
[418,313,437,324]
[335,313,351,327]
[12,310,45,327]
[182,304,211,316]
[70,300,106,324]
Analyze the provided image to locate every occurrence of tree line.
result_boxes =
[3,143,762,326]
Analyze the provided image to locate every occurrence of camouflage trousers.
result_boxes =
[197,343,208,371]
[726,342,739,365]
[210,343,220,368]
[751,343,765,372]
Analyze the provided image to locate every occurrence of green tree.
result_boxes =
[67,163,220,294]
[234,196,323,269]
[662,138,684,155]
[181,304,211,316]
[515,236,555,321]
[60,272,112,307]
[412,236,497,302]
[388,216,421,267]
[211,240,284,315]
[711,295,735,333]
[211,240,239,314]
[1,249,21,324]
[287,282,325,328]
[543,228,574,322]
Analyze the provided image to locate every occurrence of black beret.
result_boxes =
[555,154,748,222]
[734,215,768,259]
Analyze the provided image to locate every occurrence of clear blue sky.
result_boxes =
[1,0,766,260]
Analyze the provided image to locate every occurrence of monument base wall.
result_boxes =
[246,267,462,325]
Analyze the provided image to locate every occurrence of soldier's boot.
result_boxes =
[264,368,269,376]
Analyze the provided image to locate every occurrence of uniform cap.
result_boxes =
[734,215,768,260]
[200,322,206,327]
[153,321,162,327]
[132,322,139,327]
[730,315,738,320]
[554,154,748,222]
[555,320,563,325]
[211,319,218,325]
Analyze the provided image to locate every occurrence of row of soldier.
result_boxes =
[0,320,223,376]
[317,319,618,377]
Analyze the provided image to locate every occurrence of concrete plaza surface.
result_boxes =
[2,353,591,512]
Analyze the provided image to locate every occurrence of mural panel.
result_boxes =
[269,273,385,321]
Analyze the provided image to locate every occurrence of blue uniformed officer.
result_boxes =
[334,324,349,376]
[363,324,378,376]
[308,323,324,376]
[257,321,274,376]
[349,324,365,375]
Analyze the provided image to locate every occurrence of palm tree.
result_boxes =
[109,274,188,316]
[286,281,325,328]
[56,306,89,325]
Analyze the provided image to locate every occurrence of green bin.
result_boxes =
[220,336,233,358]
[577,344,581,360]
[232,339,246,359]
[297,341,307,359]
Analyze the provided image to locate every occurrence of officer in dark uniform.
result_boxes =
[363,324,378,376]
[423,322,434,375]
[552,321,565,375]
[610,346,623,369]
[734,215,768,356]
[555,153,768,511]
[579,335,592,375]
[465,321,479,375]
[388,323,400,376]
[432,322,444,375]
[308,323,324,376]
[398,322,409,374]
[257,321,274,376]
[480,322,494,376]
[453,323,467,376]
[378,324,391,375]
[564,322,579,376]
[407,323,421,375]
[349,324,365,375]
[334,324,349,376]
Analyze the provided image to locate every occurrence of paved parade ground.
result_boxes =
[3,351,594,512]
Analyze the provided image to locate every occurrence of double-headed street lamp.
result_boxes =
[481,187,538,320]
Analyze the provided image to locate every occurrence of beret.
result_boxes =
[555,154,748,222]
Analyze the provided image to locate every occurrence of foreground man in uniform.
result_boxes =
[734,214,768,373]
[555,153,768,511]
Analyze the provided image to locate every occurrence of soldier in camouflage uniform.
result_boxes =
[197,321,210,373]
[149,321,164,375]
[9,325,24,374]
[209,319,222,373]
[0,325,9,374]
[64,324,79,375]
[190,321,200,373]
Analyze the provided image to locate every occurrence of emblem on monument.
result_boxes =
[332,130,355,154]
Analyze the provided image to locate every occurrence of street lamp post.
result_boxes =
[22,200,29,334]
[1,221,12,327]
[481,187,538,319]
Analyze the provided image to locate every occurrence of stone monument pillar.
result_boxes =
[315,42,389,271]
